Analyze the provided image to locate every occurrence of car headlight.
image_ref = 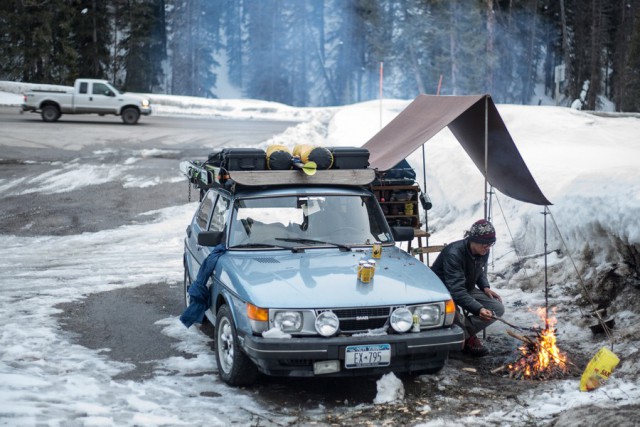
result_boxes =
[390,307,413,333]
[315,311,339,337]
[273,311,302,332]
[141,99,150,107]
[413,304,442,328]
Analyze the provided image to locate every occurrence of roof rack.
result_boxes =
[180,160,375,192]
[180,146,375,194]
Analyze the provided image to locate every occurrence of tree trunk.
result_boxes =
[559,0,571,100]
[485,0,495,94]
[449,0,458,95]
[524,0,539,104]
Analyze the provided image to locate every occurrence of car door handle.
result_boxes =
[89,97,93,101]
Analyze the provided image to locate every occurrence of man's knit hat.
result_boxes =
[466,219,496,244]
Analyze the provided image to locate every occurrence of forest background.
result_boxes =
[2,0,640,112]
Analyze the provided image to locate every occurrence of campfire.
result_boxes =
[494,308,575,380]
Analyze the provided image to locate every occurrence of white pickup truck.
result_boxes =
[22,78,152,124]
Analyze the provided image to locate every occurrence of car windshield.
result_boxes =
[228,194,392,249]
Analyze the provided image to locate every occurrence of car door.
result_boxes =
[185,190,231,277]
[74,81,119,114]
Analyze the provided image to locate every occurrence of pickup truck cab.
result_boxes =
[181,149,464,386]
[22,78,151,124]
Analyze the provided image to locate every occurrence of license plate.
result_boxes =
[345,344,391,369]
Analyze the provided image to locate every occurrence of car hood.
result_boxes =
[216,246,451,308]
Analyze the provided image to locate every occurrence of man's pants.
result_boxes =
[456,288,505,339]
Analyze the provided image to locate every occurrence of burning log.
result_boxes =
[494,309,576,380]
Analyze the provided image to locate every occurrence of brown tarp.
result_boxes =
[363,94,551,206]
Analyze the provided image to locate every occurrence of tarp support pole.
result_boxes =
[422,144,430,264]
[543,205,550,329]
[483,96,489,219]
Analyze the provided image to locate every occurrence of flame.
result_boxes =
[508,307,568,379]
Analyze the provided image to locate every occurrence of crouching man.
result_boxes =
[431,219,505,357]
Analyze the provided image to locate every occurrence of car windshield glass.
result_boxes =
[228,194,392,248]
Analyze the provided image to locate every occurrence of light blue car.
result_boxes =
[183,169,464,386]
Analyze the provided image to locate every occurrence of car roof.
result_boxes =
[231,185,371,199]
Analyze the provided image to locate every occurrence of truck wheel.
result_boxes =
[121,107,140,124]
[215,304,258,386]
[41,105,60,122]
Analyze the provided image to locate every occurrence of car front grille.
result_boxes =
[317,306,392,334]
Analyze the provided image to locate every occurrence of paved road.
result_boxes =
[0,106,298,236]
[0,106,382,407]
[0,106,296,379]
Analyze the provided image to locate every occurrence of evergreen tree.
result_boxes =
[121,0,167,93]
[71,0,112,80]
[244,0,289,103]
[222,0,244,88]
[621,5,640,111]
[0,0,77,83]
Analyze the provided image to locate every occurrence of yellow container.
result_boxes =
[357,260,367,280]
[405,202,414,215]
[579,347,620,391]
[360,264,373,283]
[372,242,382,259]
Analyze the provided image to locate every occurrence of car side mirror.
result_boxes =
[391,226,414,242]
[198,231,223,246]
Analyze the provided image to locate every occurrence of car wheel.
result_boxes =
[183,268,191,308]
[215,304,258,386]
[41,105,60,122]
[121,107,140,124]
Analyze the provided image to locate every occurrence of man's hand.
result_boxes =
[483,287,502,302]
[478,308,494,321]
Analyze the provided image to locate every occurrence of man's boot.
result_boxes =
[463,334,489,357]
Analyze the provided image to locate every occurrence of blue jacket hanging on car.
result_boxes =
[180,244,227,328]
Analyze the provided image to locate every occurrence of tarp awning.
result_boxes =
[363,94,551,206]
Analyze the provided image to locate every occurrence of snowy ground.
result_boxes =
[1,82,639,426]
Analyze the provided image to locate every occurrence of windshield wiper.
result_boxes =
[275,238,351,252]
[229,243,299,252]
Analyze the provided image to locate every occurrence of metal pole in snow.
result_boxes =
[484,96,489,219]
[379,62,384,129]
[544,205,550,329]
[423,74,444,264]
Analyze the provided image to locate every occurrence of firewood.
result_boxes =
[490,365,507,374]
[506,329,537,347]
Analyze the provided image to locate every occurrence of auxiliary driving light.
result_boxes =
[315,311,339,337]
[390,307,413,333]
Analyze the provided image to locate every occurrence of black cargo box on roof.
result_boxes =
[208,148,267,171]
[327,147,370,169]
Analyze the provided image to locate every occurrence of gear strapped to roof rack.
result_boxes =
[179,146,374,199]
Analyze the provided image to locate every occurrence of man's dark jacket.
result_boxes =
[430,238,490,316]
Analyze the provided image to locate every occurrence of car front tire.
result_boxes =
[215,304,258,386]
[183,268,191,308]
[121,107,140,124]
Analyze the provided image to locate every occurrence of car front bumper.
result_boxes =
[240,325,464,377]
